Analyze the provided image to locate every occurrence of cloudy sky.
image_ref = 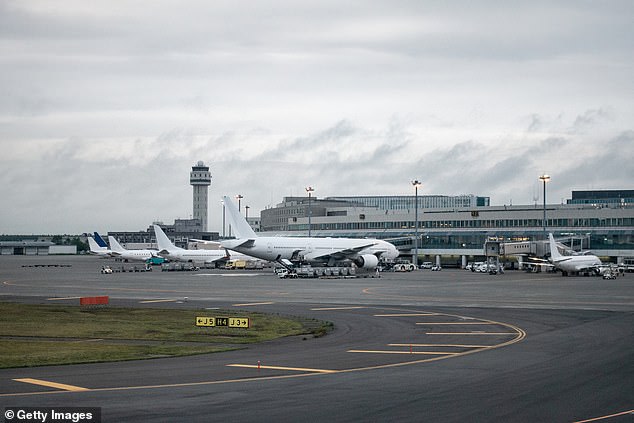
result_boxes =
[1,1,632,234]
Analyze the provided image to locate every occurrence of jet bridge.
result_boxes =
[484,239,543,272]
[499,241,536,256]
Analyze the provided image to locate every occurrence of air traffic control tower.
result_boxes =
[190,161,212,232]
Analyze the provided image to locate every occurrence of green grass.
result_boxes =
[0,302,329,368]
[0,340,233,368]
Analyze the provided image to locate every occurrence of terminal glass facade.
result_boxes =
[326,195,490,210]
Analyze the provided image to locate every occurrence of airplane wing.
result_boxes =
[302,242,378,261]
[190,239,221,246]
[525,257,553,268]
[203,254,230,264]
[529,262,554,268]
[221,239,256,249]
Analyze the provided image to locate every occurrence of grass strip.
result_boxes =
[0,340,234,368]
[0,302,329,368]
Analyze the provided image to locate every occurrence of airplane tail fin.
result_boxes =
[153,225,181,252]
[223,196,258,239]
[108,236,125,253]
[87,237,104,253]
[93,232,108,248]
[548,233,563,260]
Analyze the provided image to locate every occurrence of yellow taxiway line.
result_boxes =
[388,343,491,348]
[426,332,518,335]
[311,306,366,311]
[14,378,89,392]
[348,350,459,355]
[226,364,337,374]
[416,322,496,325]
[573,409,634,423]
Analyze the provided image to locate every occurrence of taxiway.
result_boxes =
[1,256,632,422]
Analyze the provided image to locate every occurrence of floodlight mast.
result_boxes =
[305,186,315,237]
[412,180,422,268]
[539,174,551,239]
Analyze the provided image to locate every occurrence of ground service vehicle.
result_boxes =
[393,262,416,272]
[225,259,247,270]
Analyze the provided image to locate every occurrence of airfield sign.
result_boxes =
[196,316,250,328]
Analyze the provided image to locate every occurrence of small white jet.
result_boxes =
[87,236,112,257]
[153,225,231,265]
[548,233,603,276]
[220,196,399,269]
[108,236,159,262]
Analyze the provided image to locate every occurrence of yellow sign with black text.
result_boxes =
[196,316,214,327]
[228,317,250,328]
[195,316,250,328]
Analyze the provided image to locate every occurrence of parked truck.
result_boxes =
[145,256,166,265]
[225,259,247,270]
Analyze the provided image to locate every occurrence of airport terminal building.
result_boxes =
[259,190,634,266]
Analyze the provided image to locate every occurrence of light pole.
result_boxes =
[539,174,550,239]
[412,180,422,268]
[305,186,314,237]
[221,200,225,238]
[235,194,243,212]
[232,195,243,239]
[244,205,250,233]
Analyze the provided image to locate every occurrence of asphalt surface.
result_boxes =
[1,255,633,422]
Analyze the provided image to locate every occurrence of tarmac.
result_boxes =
[1,255,633,422]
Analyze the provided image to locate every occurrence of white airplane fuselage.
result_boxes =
[112,249,156,262]
[107,236,157,262]
[221,236,398,265]
[552,255,602,274]
[161,249,229,264]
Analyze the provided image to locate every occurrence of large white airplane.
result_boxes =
[153,225,231,265]
[108,236,159,262]
[548,233,603,276]
[87,236,111,257]
[220,195,399,269]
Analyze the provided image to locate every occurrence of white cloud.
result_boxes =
[0,1,632,233]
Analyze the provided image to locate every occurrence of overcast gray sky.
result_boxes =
[1,1,632,234]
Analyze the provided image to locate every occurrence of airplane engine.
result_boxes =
[354,254,379,269]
